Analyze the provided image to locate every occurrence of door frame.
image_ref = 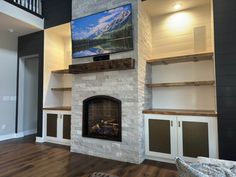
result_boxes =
[17,55,39,136]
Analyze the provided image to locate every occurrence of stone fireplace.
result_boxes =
[83,95,122,141]
[71,0,151,164]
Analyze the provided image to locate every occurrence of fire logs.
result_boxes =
[89,119,119,137]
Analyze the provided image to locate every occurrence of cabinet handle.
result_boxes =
[170,121,173,127]
[178,121,181,127]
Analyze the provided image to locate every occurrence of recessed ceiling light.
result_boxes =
[8,29,14,33]
[174,3,182,10]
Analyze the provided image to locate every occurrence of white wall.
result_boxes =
[0,32,18,136]
[152,60,216,110]
[44,30,65,107]
[0,0,44,30]
[44,25,72,108]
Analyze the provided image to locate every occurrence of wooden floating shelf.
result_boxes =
[143,109,217,117]
[51,69,70,74]
[147,52,214,65]
[146,81,215,88]
[43,106,71,111]
[51,87,72,91]
[69,58,135,74]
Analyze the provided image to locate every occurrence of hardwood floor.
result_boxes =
[0,136,177,177]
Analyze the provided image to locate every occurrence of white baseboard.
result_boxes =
[0,129,37,142]
[0,133,24,142]
[15,132,24,138]
[36,136,45,143]
[23,129,37,136]
[0,134,15,141]
[45,137,70,146]
[145,155,175,164]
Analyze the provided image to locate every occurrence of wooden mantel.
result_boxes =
[69,58,135,74]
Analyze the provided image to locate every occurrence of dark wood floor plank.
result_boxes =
[0,136,177,177]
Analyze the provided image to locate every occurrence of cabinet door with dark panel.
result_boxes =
[63,114,71,140]
[177,116,218,161]
[145,115,177,159]
[47,113,58,137]
[182,121,209,157]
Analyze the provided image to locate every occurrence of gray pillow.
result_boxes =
[175,158,236,177]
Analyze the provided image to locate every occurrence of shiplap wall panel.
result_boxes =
[44,28,72,108]
[151,4,213,59]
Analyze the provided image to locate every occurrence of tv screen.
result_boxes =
[71,4,133,58]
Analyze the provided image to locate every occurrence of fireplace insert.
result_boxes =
[82,95,121,141]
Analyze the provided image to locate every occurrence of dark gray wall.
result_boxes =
[43,0,72,28]
[214,0,236,160]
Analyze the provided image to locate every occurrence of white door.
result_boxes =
[177,116,218,162]
[145,114,178,162]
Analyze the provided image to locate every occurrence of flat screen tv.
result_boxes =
[71,4,133,59]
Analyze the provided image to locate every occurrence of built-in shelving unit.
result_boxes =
[146,81,215,88]
[145,52,216,113]
[147,52,213,65]
[141,0,218,163]
[49,68,72,109]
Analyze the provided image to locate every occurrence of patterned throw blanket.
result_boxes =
[89,172,118,177]
[175,158,236,177]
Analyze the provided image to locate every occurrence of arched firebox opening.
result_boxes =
[82,95,122,142]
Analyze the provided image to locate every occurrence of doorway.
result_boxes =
[18,55,39,136]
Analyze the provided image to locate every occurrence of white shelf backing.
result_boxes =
[44,23,72,108]
[150,59,216,110]
[152,60,215,83]
[152,86,216,110]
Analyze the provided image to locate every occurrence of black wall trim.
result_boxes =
[214,0,236,160]
[15,38,20,134]
[17,31,44,137]
[43,0,72,28]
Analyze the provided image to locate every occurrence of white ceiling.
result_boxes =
[0,12,41,36]
[142,0,211,17]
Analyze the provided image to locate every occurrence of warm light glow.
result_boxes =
[8,29,14,33]
[166,12,192,32]
[173,3,182,10]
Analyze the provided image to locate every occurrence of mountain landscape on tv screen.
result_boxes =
[71,4,133,58]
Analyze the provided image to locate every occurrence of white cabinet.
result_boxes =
[43,110,71,146]
[144,114,218,163]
